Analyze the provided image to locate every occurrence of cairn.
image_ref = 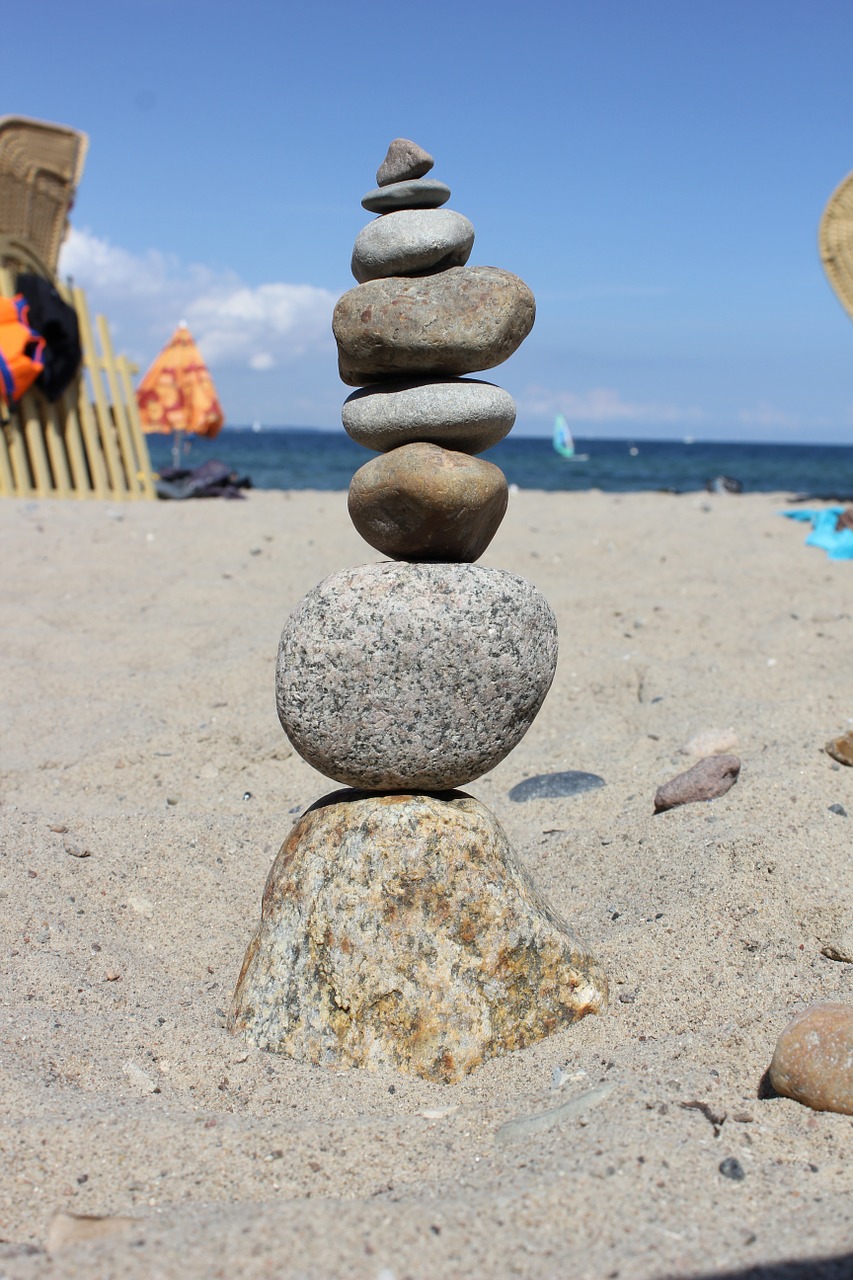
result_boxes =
[229,140,607,1083]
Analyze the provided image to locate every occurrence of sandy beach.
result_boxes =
[2,486,853,1279]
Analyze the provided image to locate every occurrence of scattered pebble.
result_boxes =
[48,823,68,834]
[825,731,853,766]
[769,1002,853,1114]
[496,1082,616,1144]
[821,932,853,963]
[719,1157,745,1181]
[654,755,741,813]
[47,1212,139,1254]
[681,727,738,758]
[828,803,847,817]
[104,970,121,982]
[63,842,91,858]
[122,1060,157,1094]
[509,770,605,802]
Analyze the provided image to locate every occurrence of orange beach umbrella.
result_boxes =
[136,323,224,465]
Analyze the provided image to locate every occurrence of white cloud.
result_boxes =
[58,228,338,373]
[518,383,706,426]
[736,402,799,429]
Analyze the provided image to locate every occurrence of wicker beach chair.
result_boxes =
[820,167,853,322]
[0,115,88,279]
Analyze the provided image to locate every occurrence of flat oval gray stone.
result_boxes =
[229,789,607,1083]
[351,209,475,283]
[362,179,451,213]
[348,442,508,562]
[333,266,536,387]
[276,563,558,790]
[377,138,434,186]
[342,378,516,453]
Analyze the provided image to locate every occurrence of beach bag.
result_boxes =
[0,295,46,417]
[16,273,82,402]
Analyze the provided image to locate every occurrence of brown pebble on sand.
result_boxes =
[653,754,741,812]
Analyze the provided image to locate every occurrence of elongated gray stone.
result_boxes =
[348,441,508,562]
[333,266,536,387]
[342,377,516,453]
[377,138,434,186]
[229,790,607,1083]
[276,562,558,790]
[351,209,475,283]
[362,179,450,213]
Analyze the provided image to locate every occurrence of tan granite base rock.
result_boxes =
[229,790,607,1083]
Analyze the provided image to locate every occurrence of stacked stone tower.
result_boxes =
[229,140,607,1083]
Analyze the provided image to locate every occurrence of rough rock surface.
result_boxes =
[376,138,434,186]
[826,731,853,765]
[769,1003,853,1114]
[348,442,508,562]
[653,754,741,812]
[229,790,608,1083]
[362,179,451,214]
[333,266,536,387]
[351,208,475,283]
[342,377,516,454]
[276,562,558,790]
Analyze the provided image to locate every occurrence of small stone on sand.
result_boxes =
[654,755,741,812]
[769,1002,853,1115]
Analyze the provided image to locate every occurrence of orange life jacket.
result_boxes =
[0,295,46,409]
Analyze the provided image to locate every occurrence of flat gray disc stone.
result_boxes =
[351,208,474,283]
[361,179,451,213]
[342,378,516,454]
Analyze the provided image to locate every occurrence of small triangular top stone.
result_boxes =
[376,138,434,187]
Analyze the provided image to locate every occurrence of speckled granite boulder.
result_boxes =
[348,442,508,562]
[352,209,475,283]
[229,790,607,1083]
[362,178,451,214]
[333,266,536,387]
[377,138,434,186]
[276,562,558,790]
[342,378,516,454]
[769,1003,853,1114]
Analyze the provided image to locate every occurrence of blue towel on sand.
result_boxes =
[781,508,853,560]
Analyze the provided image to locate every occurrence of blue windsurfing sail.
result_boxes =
[553,413,575,458]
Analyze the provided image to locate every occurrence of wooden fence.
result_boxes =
[0,268,155,499]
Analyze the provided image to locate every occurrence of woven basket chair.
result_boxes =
[0,115,88,279]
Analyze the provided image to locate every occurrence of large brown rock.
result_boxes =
[348,442,508,562]
[229,790,607,1082]
[769,1003,853,1114]
[333,266,535,387]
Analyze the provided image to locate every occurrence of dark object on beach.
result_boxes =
[16,272,82,401]
[653,754,741,813]
[829,803,848,817]
[704,475,743,494]
[789,492,853,503]
[825,732,853,766]
[155,459,251,501]
[508,770,606,803]
[836,508,853,531]
[718,1157,745,1181]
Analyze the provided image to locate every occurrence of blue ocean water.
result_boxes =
[145,427,853,496]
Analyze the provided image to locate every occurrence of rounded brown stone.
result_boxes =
[229,789,608,1083]
[333,266,535,387]
[769,1002,853,1114]
[348,442,508,562]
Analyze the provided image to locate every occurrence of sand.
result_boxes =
[2,486,852,1279]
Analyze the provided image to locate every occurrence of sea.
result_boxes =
[145,427,853,497]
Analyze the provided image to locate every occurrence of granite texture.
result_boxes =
[342,377,516,454]
[351,208,475,283]
[276,562,558,790]
[362,179,451,214]
[229,790,608,1083]
[348,442,508,562]
[333,266,536,387]
[376,138,434,186]
[769,1003,853,1114]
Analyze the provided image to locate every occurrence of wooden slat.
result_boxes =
[42,401,72,497]
[59,392,90,497]
[95,315,142,498]
[72,285,127,497]
[6,408,34,495]
[22,399,52,495]
[116,353,156,499]
[0,421,16,495]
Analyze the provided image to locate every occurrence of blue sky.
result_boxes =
[10,0,853,441]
